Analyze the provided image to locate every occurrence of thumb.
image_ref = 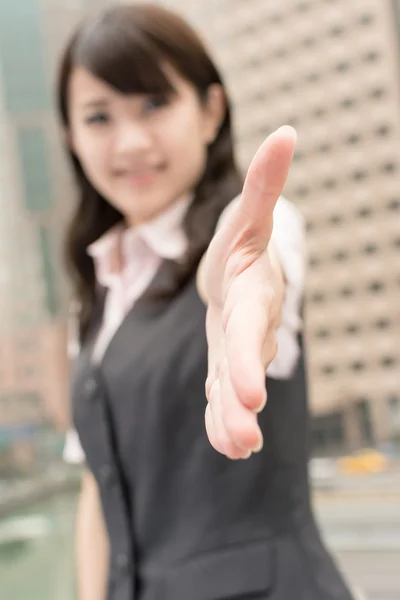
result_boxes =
[234,126,297,247]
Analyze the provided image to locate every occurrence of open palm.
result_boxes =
[203,126,297,459]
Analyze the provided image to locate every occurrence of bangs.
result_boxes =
[72,12,175,96]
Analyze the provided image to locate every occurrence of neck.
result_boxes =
[124,193,193,229]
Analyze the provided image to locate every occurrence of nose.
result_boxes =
[114,119,153,155]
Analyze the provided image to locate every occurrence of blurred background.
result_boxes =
[0,0,399,598]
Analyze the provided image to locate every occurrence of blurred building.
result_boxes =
[0,0,399,456]
[0,0,83,444]
[171,0,400,453]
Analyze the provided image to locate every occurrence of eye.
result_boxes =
[85,112,110,125]
[143,93,170,113]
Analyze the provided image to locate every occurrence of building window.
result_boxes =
[310,411,345,455]
[388,396,400,436]
[381,356,396,368]
[360,14,374,26]
[0,0,50,113]
[38,226,59,316]
[351,170,368,182]
[346,133,361,145]
[357,205,373,218]
[345,323,360,335]
[323,178,337,190]
[368,280,385,293]
[329,214,343,226]
[350,360,366,372]
[321,364,336,376]
[309,255,320,267]
[369,87,385,100]
[387,198,400,211]
[318,142,332,154]
[355,399,374,445]
[340,96,356,109]
[316,327,331,339]
[340,285,355,297]
[333,250,349,262]
[374,318,390,330]
[382,161,397,174]
[375,124,390,138]
[310,291,326,304]
[363,243,378,255]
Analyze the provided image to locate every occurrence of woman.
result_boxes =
[60,4,353,600]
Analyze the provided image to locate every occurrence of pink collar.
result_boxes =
[87,195,191,288]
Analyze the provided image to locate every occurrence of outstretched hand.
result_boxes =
[203,126,297,459]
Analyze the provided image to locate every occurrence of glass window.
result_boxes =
[0,0,50,113]
[17,127,53,212]
[38,226,59,316]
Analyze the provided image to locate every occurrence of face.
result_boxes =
[67,65,224,225]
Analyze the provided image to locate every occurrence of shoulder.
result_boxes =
[270,196,306,261]
[273,196,305,236]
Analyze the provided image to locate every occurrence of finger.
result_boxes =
[207,380,250,459]
[223,271,276,412]
[220,359,263,452]
[229,126,297,251]
[205,404,220,450]
[203,126,297,283]
[205,404,245,459]
[205,306,223,399]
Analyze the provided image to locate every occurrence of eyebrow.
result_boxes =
[81,99,109,110]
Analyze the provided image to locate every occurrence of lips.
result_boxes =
[113,163,167,185]
[114,163,166,177]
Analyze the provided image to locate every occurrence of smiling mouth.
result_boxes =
[115,163,167,180]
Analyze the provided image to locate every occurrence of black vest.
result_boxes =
[72,265,352,600]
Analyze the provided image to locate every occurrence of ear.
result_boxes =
[203,84,226,145]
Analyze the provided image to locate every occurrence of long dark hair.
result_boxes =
[58,3,242,341]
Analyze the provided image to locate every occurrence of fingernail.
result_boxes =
[241,450,252,460]
[277,125,297,141]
